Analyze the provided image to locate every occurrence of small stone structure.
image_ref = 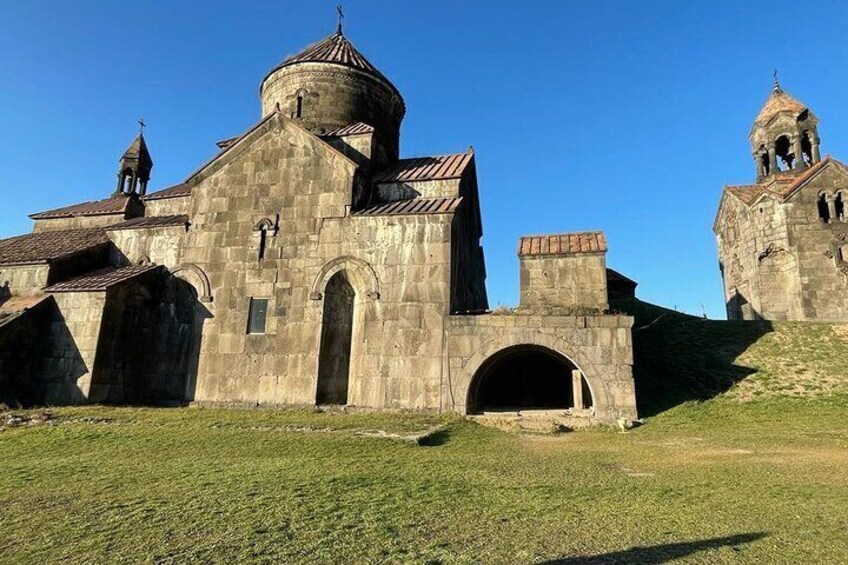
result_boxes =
[0,22,637,424]
[715,78,848,321]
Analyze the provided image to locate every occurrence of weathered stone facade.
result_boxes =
[0,26,637,423]
[715,81,848,321]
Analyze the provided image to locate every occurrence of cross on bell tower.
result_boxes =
[749,74,821,180]
[115,120,153,196]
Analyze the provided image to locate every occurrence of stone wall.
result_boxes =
[715,193,800,320]
[143,196,192,217]
[108,225,186,269]
[0,297,53,406]
[520,253,608,311]
[786,165,848,320]
[446,313,637,424]
[40,291,107,404]
[0,265,50,297]
[181,114,454,410]
[32,214,128,233]
[377,179,461,202]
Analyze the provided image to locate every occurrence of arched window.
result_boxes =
[758,146,770,176]
[254,217,277,261]
[801,131,814,166]
[293,89,307,119]
[818,193,831,223]
[775,135,793,171]
[258,226,268,261]
[836,192,845,222]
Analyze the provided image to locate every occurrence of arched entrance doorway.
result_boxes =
[316,270,355,405]
[466,344,593,413]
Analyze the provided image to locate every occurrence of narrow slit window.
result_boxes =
[258,228,268,261]
[247,298,268,335]
[295,94,303,119]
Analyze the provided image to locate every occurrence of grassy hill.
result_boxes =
[1,304,847,564]
[612,298,848,416]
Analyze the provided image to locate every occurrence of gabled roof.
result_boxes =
[769,157,833,200]
[373,151,474,184]
[722,157,836,209]
[45,264,161,293]
[725,184,764,206]
[352,197,462,217]
[606,268,637,287]
[141,183,193,201]
[0,228,110,266]
[186,111,358,184]
[321,122,375,137]
[518,232,607,257]
[107,215,189,231]
[29,195,136,220]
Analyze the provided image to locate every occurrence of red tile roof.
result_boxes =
[0,228,110,266]
[352,197,463,216]
[754,89,807,127]
[770,157,830,198]
[45,264,161,293]
[373,152,474,183]
[725,184,764,205]
[29,195,134,220]
[107,215,189,231]
[518,232,607,257]
[142,183,193,201]
[723,157,834,205]
[321,122,375,137]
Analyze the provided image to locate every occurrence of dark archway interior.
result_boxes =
[317,270,355,405]
[468,345,589,413]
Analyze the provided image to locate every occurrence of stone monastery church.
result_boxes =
[715,78,848,322]
[0,23,638,424]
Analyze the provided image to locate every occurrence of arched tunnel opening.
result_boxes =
[467,345,594,414]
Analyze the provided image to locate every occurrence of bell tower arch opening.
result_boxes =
[749,76,820,178]
[466,345,594,414]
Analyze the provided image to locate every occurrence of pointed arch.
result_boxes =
[310,256,380,301]
[172,263,213,303]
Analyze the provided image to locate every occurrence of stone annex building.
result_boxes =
[715,78,848,321]
[0,25,638,424]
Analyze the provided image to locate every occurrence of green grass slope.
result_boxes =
[612,298,848,416]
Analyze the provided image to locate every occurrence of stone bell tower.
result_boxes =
[715,75,848,322]
[115,129,153,196]
[750,74,821,180]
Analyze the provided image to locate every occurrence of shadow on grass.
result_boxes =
[611,299,773,417]
[418,427,451,446]
[536,532,767,564]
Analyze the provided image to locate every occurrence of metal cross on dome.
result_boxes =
[336,5,344,34]
[138,118,146,135]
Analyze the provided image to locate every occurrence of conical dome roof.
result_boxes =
[754,88,807,127]
[265,31,398,95]
[121,134,153,168]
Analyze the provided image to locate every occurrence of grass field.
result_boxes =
[2,301,848,564]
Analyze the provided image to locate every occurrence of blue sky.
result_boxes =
[2,1,847,318]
